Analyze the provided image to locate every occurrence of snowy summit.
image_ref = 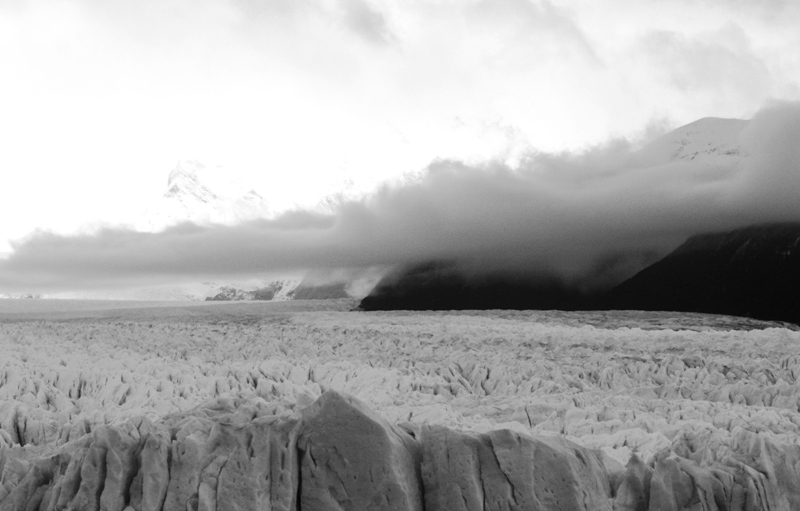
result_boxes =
[137,160,271,232]
[641,117,749,168]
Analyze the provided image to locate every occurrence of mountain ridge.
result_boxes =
[357,114,799,323]
[137,160,272,232]
[606,222,800,325]
[639,116,749,166]
[359,222,800,326]
[48,161,353,301]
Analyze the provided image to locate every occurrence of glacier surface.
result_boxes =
[2,303,800,509]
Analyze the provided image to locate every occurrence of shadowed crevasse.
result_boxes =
[3,390,800,510]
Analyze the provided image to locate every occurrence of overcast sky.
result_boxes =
[2,100,800,292]
[1,0,799,292]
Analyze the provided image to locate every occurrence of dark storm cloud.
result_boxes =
[1,101,799,292]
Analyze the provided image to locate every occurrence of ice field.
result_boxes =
[2,299,800,509]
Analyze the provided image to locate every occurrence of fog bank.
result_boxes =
[1,101,799,292]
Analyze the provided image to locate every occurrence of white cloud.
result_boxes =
[338,0,396,45]
[2,101,799,293]
[0,0,799,252]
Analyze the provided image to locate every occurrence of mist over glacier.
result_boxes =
[1,101,799,293]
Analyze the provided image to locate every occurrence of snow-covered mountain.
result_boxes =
[640,117,749,168]
[359,117,765,312]
[136,160,271,232]
[203,277,303,302]
[23,118,761,302]
[312,177,365,214]
[38,161,358,301]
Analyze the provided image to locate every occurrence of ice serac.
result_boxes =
[8,389,800,510]
[297,390,423,511]
[612,454,652,511]
[419,425,612,511]
[0,397,303,511]
[2,390,621,510]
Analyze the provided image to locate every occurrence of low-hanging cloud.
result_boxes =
[1,101,800,293]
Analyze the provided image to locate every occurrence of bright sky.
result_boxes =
[1,0,799,252]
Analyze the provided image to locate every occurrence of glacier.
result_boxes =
[3,303,800,509]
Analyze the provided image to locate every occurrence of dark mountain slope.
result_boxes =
[358,261,599,311]
[606,223,800,325]
[359,224,800,326]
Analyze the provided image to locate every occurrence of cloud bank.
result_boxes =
[1,101,800,293]
[3,0,800,249]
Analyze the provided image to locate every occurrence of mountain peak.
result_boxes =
[641,117,750,166]
[165,160,206,199]
[137,160,271,232]
[167,158,204,182]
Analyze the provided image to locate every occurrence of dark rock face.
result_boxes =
[607,223,800,326]
[359,224,800,326]
[205,284,282,301]
[206,282,350,302]
[290,283,350,300]
[252,287,278,300]
[359,262,599,312]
